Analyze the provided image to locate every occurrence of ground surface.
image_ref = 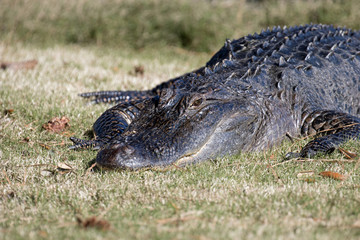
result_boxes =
[1,0,360,239]
[1,43,360,240]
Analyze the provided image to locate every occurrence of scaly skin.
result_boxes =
[70,24,360,170]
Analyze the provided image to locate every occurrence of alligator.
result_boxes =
[70,24,360,170]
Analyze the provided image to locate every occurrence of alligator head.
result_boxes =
[94,75,284,170]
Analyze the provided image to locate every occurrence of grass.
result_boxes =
[1,0,360,52]
[1,0,360,239]
[1,42,360,240]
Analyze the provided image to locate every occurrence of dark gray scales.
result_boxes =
[70,24,360,170]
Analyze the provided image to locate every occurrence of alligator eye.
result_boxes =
[191,98,203,107]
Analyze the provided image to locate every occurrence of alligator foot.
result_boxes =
[69,137,103,150]
[286,114,360,159]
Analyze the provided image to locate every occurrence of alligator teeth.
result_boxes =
[252,55,259,62]
[279,56,287,67]
[276,32,282,38]
[291,34,297,40]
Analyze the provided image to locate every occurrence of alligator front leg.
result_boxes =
[79,90,153,104]
[69,97,158,150]
[286,111,360,159]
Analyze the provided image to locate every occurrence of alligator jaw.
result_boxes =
[173,138,214,167]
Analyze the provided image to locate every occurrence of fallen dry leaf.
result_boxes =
[4,109,14,115]
[42,116,70,133]
[84,162,97,176]
[297,171,316,183]
[1,59,38,70]
[156,211,203,225]
[56,162,73,174]
[37,230,48,238]
[352,219,360,228]
[57,162,73,170]
[40,169,54,177]
[319,171,345,181]
[77,216,111,231]
[296,171,315,178]
[20,137,30,143]
[338,147,358,159]
[134,65,144,76]
[39,143,51,150]
[60,131,75,137]
[129,64,144,76]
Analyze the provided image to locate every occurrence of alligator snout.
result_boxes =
[96,143,139,169]
[96,141,168,170]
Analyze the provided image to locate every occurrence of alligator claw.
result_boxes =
[69,137,102,150]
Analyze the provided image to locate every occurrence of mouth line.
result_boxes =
[173,116,227,167]
[173,145,205,167]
